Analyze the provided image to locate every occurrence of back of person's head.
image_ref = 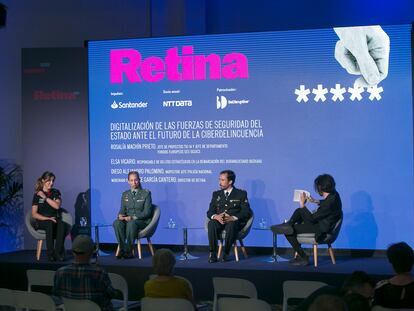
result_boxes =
[72,235,94,260]
[343,293,370,311]
[308,294,347,311]
[387,242,414,274]
[314,174,336,194]
[341,271,375,298]
[153,248,176,276]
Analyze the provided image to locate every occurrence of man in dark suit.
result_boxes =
[271,174,342,266]
[113,171,153,259]
[207,170,251,263]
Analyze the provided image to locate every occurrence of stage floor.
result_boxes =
[0,250,394,304]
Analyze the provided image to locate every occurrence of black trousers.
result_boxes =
[285,208,319,258]
[208,219,241,255]
[36,219,65,257]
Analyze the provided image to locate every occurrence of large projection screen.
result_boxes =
[88,24,413,249]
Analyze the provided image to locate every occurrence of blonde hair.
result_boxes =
[152,248,176,276]
[35,171,55,192]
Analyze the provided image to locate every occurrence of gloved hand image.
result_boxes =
[334,25,390,87]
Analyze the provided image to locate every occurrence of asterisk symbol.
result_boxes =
[295,85,310,103]
[330,84,346,102]
[367,85,383,101]
[312,84,328,102]
[348,86,364,101]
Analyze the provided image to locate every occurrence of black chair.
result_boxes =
[205,212,254,261]
[296,216,343,267]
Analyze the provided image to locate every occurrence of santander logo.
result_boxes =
[110,46,249,84]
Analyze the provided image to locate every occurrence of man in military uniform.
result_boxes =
[206,170,251,263]
[113,171,153,259]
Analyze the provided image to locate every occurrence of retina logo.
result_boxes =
[217,96,228,109]
[111,101,148,109]
[110,46,249,84]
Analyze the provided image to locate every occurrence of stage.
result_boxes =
[0,248,394,305]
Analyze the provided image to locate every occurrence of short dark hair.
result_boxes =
[387,242,414,274]
[220,170,236,185]
[314,174,336,194]
[128,171,139,180]
[341,271,374,295]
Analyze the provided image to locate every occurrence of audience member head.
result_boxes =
[72,235,95,263]
[153,248,176,276]
[35,171,56,192]
[314,174,336,195]
[387,242,414,274]
[308,294,347,311]
[341,271,375,298]
[343,293,371,311]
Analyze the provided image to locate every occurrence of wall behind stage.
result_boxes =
[21,48,88,250]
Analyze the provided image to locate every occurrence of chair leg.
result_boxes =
[147,238,155,256]
[137,239,142,259]
[328,244,336,264]
[239,239,248,258]
[313,244,318,267]
[218,240,223,259]
[234,242,239,262]
[36,240,43,261]
[115,244,120,257]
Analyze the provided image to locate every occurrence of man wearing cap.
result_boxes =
[113,171,153,259]
[53,235,116,310]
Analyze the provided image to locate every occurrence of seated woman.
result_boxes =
[374,242,414,309]
[144,249,194,307]
[271,174,342,266]
[31,171,65,261]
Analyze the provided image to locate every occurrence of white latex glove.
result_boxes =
[334,25,390,87]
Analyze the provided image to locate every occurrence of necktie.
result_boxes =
[132,190,136,196]
[225,191,229,200]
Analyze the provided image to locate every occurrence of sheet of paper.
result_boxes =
[293,189,310,202]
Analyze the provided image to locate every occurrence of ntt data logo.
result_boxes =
[111,100,148,109]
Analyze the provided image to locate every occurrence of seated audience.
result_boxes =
[308,294,347,311]
[374,241,414,309]
[296,271,374,311]
[53,235,116,310]
[144,248,194,306]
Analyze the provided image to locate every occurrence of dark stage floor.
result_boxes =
[0,250,394,304]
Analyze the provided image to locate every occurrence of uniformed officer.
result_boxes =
[206,170,251,263]
[113,171,153,259]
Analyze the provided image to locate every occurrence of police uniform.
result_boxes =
[206,187,251,255]
[113,188,153,254]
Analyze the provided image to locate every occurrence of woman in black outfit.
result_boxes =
[31,171,65,261]
[374,242,414,308]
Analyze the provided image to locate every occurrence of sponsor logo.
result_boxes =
[33,90,79,101]
[216,96,249,109]
[163,100,192,108]
[111,100,148,109]
[110,46,249,84]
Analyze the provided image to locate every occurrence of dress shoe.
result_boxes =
[47,254,56,262]
[289,255,309,266]
[270,223,294,235]
[208,252,218,263]
[220,253,231,262]
[116,251,124,259]
[123,252,134,259]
